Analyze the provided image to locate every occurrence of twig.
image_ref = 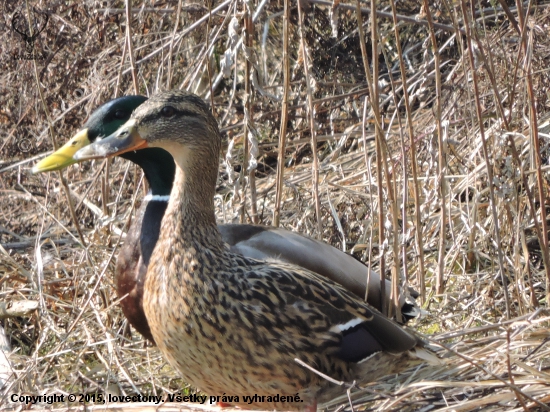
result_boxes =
[0,300,39,319]
[166,0,183,89]
[422,1,446,295]
[297,2,322,238]
[273,0,291,227]
[460,0,511,319]
[389,0,426,303]
[125,0,139,95]
[521,9,550,304]
[0,237,76,250]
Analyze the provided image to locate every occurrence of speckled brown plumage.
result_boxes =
[34,95,418,345]
[75,91,436,410]
[42,97,419,345]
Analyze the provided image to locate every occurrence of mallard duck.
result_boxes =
[33,97,419,343]
[74,91,435,410]
[33,95,172,342]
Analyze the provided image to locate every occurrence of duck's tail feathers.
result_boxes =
[410,346,443,366]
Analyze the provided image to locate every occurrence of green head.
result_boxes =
[33,95,175,196]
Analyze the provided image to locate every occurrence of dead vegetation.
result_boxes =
[1,0,550,410]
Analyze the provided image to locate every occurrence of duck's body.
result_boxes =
[146,188,422,409]
[74,91,434,410]
[34,96,419,343]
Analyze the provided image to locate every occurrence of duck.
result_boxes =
[33,96,418,343]
[73,91,435,410]
[33,95,172,342]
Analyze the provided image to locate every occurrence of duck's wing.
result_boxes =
[225,258,423,362]
[220,223,419,323]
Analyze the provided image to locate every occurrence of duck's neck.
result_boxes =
[160,145,224,251]
[121,148,175,196]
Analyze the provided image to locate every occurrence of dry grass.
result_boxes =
[1,0,550,411]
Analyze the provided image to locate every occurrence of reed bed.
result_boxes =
[1,1,549,410]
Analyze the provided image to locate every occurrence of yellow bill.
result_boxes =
[32,129,91,173]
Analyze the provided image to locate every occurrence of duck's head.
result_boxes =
[74,91,221,167]
[32,95,148,173]
[33,95,177,195]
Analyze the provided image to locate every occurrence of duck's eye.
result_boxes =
[114,110,126,119]
[161,106,176,117]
